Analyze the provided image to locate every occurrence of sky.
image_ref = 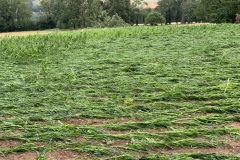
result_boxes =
[145,0,158,8]
[145,0,157,3]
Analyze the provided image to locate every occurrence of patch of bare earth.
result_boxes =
[36,121,50,125]
[1,130,21,137]
[229,122,240,129]
[73,137,88,143]
[134,152,148,159]
[0,115,12,119]
[0,140,21,148]
[175,113,220,124]
[0,30,53,38]
[0,152,37,160]
[117,118,142,124]
[45,150,91,160]
[133,144,240,158]
[139,128,168,133]
[64,118,113,126]
[145,140,240,156]
[64,118,140,126]
[35,142,48,147]
[161,146,240,155]
[226,141,240,154]
[184,113,211,118]
[88,138,130,147]
[103,129,129,135]
[176,118,193,123]
[128,134,240,157]
[111,139,130,146]
[12,130,23,135]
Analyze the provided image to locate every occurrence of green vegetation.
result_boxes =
[0,24,240,159]
[1,0,240,32]
[145,12,165,25]
[0,0,32,32]
[156,0,240,24]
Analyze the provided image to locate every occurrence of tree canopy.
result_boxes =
[156,0,240,24]
[145,11,165,25]
[0,0,32,32]
[0,0,240,32]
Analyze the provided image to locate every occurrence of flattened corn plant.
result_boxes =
[0,24,240,159]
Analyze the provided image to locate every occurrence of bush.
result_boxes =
[106,14,129,27]
[94,12,129,28]
[145,12,165,26]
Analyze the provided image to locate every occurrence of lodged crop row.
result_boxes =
[0,24,240,159]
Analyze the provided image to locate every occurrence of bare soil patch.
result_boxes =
[45,150,91,160]
[0,30,54,38]
[139,128,168,133]
[12,130,23,135]
[229,122,240,129]
[149,140,240,156]
[64,118,114,126]
[36,121,50,125]
[73,137,88,143]
[64,118,138,126]
[111,139,130,146]
[162,146,240,155]
[0,115,13,119]
[228,141,240,154]
[0,140,21,148]
[102,129,129,135]
[0,152,36,160]
[176,118,193,123]
[34,142,48,147]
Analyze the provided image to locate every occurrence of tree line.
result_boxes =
[157,0,240,24]
[0,0,240,32]
[0,0,33,32]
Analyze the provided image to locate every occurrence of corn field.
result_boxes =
[0,24,240,159]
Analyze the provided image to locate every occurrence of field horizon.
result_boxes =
[0,23,214,38]
[0,24,240,159]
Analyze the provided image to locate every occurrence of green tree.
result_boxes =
[0,0,32,32]
[156,0,175,24]
[15,0,33,30]
[141,7,152,24]
[38,0,57,28]
[194,0,207,22]
[156,0,199,24]
[107,0,132,23]
[131,0,148,25]
[180,0,198,23]
[196,0,240,23]
[39,0,104,29]
[145,11,165,25]
[0,0,12,31]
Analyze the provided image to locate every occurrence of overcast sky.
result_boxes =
[145,0,157,8]
[145,0,157,3]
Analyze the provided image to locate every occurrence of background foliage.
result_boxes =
[145,11,165,25]
[156,0,240,24]
[0,0,240,35]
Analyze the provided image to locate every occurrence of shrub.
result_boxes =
[145,12,165,26]
[94,12,129,28]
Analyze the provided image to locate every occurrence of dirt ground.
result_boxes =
[0,30,54,38]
